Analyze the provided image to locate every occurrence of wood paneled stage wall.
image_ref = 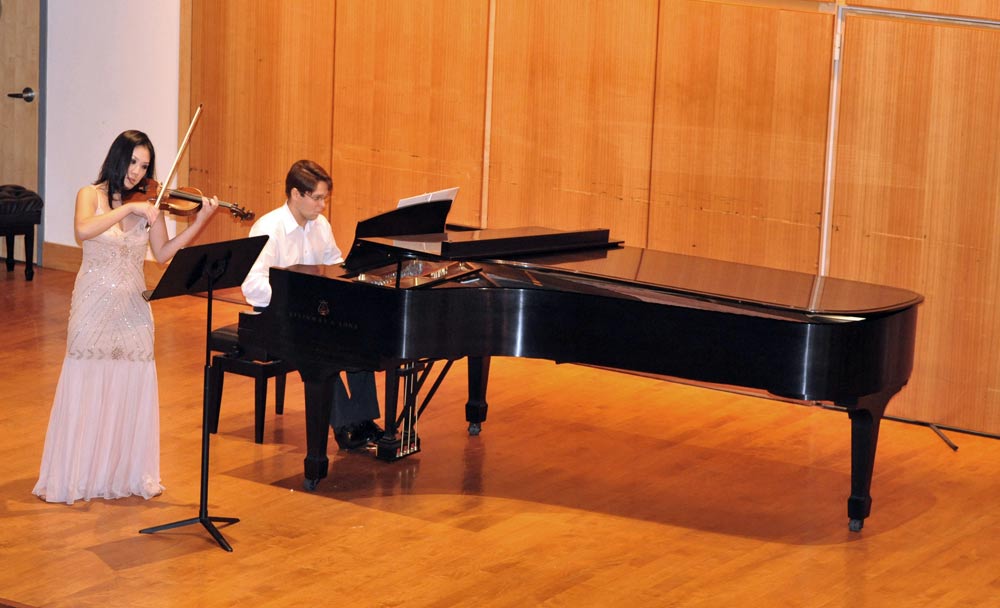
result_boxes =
[180,0,1000,436]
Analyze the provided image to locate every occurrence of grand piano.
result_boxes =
[240,201,922,531]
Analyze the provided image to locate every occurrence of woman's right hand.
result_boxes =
[128,201,161,227]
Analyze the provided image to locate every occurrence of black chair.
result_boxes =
[0,185,43,281]
[207,323,293,444]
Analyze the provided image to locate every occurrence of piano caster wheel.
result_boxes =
[303,478,319,491]
[468,422,481,436]
[849,518,864,532]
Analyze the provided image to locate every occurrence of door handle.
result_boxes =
[6,87,36,103]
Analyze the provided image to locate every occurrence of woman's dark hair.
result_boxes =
[285,159,332,197]
[94,130,156,206]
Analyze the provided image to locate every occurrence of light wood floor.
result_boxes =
[1,265,998,608]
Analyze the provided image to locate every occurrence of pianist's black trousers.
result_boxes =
[330,370,380,429]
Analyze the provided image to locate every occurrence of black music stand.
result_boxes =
[139,235,267,552]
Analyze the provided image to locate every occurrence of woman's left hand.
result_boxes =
[197,195,219,223]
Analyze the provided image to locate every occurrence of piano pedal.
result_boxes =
[397,435,421,459]
[375,433,421,461]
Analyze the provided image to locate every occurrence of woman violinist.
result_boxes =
[33,130,218,504]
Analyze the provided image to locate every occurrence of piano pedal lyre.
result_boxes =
[397,409,422,458]
[375,400,421,461]
[375,358,455,461]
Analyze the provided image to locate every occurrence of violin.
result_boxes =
[127,177,254,222]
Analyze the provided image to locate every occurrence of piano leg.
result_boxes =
[465,356,491,435]
[302,374,337,490]
[376,364,404,461]
[206,360,224,434]
[845,390,892,531]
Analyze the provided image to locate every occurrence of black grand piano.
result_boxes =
[240,201,922,531]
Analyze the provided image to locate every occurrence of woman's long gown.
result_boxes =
[33,202,163,504]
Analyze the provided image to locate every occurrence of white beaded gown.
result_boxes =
[33,201,163,504]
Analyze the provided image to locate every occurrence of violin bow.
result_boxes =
[151,103,203,214]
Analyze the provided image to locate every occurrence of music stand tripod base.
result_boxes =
[140,514,240,552]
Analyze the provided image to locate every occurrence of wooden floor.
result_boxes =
[1,265,998,607]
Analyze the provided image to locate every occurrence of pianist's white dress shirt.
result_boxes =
[241,202,343,308]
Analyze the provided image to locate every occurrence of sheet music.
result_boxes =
[396,186,459,208]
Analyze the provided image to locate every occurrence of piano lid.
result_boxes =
[340,221,920,315]
[499,246,923,316]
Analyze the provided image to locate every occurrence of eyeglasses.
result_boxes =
[305,191,328,203]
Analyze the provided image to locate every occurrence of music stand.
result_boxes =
[139,235,267,552]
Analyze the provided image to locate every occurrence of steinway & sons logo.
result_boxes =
[287,299,358,331]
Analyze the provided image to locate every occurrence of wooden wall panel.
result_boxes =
[487,0,657,247]
[331,0,489,247]
[649,0,833,273]
[832,16,1000,434]
[183,0,1000,435]
[851,0,1000,21]
[187,0,336,246]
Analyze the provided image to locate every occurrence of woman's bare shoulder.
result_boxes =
[76,183,102,197]
[75,184,105,213]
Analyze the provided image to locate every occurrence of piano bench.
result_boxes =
[0,185,44,281]
[207,323,294,444]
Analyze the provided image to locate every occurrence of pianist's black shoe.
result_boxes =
[334,419,384,450]
[356,419,384,443]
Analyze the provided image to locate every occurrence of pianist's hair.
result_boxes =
[285,159,332,198]
[94,130,157,207]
